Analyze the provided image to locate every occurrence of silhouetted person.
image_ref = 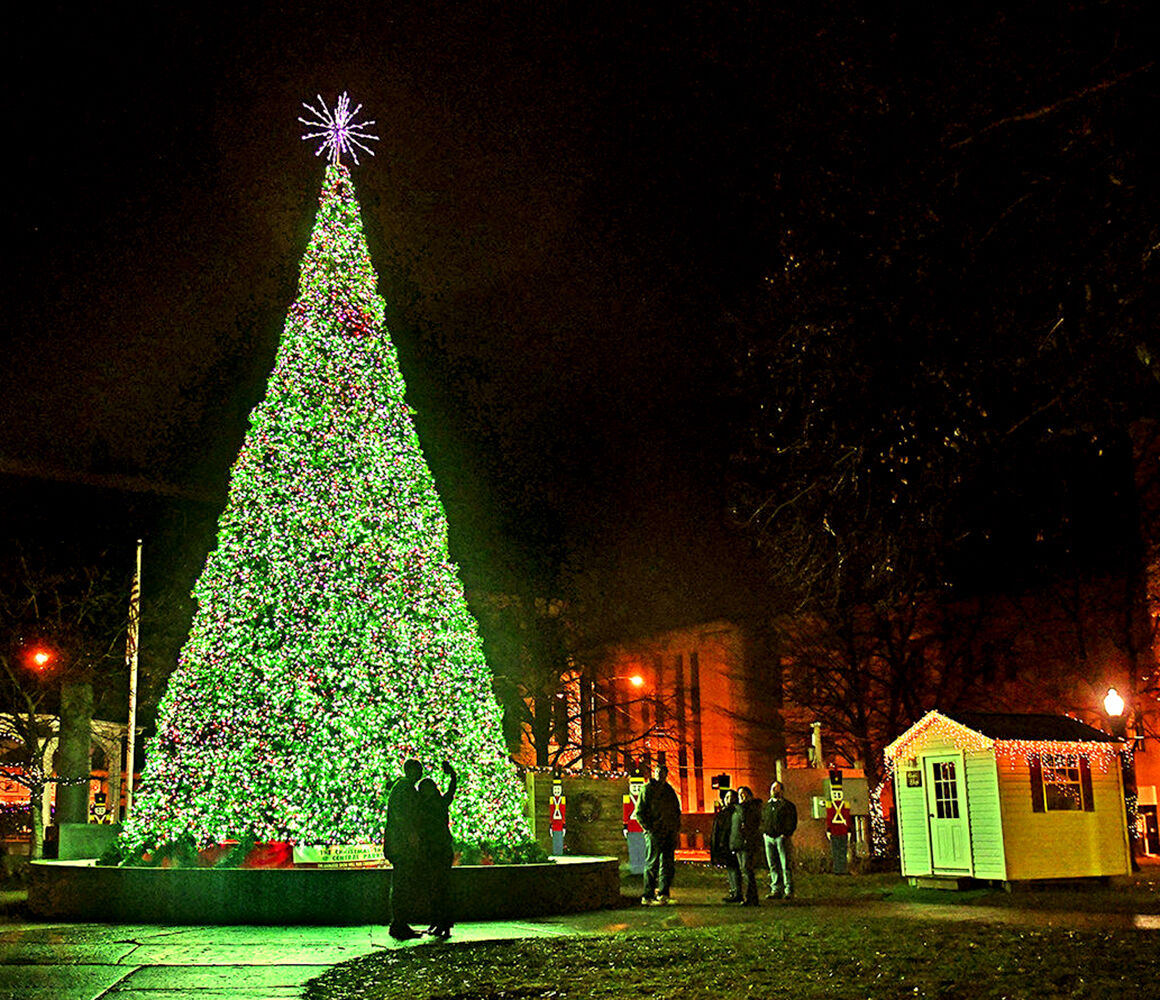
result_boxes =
[417,760,458,939]
[634,762,682,904]
[384,758,423,940]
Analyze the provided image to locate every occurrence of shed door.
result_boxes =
[924,753,971,873]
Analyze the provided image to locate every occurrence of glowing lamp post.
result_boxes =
[1104,687,1126,723]
[1103,686,1140,871]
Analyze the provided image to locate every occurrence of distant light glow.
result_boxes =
[30,649,51,668]
[629,674,644,688]
[299,92,379,165]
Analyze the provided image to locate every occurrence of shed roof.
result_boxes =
[946,711,1119,744]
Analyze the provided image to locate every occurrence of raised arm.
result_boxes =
[441,760,458,805]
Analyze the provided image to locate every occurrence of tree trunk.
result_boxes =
[532,693,554,767]
[56,679,94,825]
[28,780,46,860]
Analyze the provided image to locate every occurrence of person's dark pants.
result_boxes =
[643,830,677,898]
[724,855,741,898]
[426,854,453,932]
[734,848,758,904]
[389,855,420,931]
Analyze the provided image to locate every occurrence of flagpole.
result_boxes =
[124,539,142,819]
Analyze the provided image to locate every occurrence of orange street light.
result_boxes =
[25,646,54,672]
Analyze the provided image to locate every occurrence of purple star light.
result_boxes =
[299,92,379,166]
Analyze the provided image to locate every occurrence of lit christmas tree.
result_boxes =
[124,95,531,853]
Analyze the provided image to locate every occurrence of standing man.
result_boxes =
[761,780,798,899]
[633,762,682,905]
[383,758,424,940]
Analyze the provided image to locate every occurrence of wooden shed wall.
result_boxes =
[997,750,1131,879]
[963,752,1006,880]
[894,759,932,877]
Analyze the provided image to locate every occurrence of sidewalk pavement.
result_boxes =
[0,919,578,1000]
[3,878,1157,1000]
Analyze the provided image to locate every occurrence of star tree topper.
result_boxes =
[299,92,379,165]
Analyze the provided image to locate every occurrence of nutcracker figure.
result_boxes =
[623,775,647,874]
[824,783,852,875]
[549,781,566,856]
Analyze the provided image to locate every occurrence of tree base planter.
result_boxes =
[29,856,620,925]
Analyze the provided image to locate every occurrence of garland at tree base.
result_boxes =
[101,833,547,869]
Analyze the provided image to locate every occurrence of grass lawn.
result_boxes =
[304,918,1156,1000]
[304,863,1159,1000]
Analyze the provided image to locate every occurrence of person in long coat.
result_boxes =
[710,789,742,902]
[416,761,458,938]
[383,758,424,940]
[730,785,764,907]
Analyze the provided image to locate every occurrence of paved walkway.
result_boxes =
[3,879,1157,1000]
[0,920,577,999]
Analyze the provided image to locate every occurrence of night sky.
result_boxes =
[3,3,1158,649]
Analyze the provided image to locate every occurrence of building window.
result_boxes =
[1030,752,1094,813]
[1042,754,1085,811]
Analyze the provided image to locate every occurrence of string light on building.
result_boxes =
[886,711,1124,774]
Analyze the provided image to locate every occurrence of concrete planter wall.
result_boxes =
[29,856,620,925]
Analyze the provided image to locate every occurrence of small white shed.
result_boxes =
[885,711,1131,884]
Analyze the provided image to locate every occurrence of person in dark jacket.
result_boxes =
[416,760,458,939]
[633,763,682,905]
[761,780,798,899]
[710,789,742,902]
[383,758,424,940]
[730,785,763,906]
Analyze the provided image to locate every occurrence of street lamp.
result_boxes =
[22,644,55,674]
[1103,686,1140,872]
[1104,687,1126,722]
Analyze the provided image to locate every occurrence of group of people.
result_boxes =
[710,780,798,905]
[382,758,808,929]
[383,758,458,941]
[631,765,800,908]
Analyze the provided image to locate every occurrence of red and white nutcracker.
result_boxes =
[623,775,647,874]
[549,781,566,856]
[824,769,852,874]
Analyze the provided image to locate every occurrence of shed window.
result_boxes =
[1030,752,1094,812]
